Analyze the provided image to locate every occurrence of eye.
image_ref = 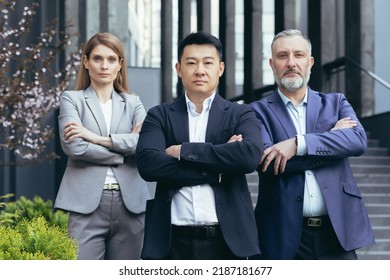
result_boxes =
[109,57,117,63]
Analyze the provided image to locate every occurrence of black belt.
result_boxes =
[302,215,331,228]
[172,224,221,239]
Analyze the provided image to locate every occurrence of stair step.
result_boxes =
[367,138,379,146]
[367,139,380,147]
[357,239,390,260]
[363,147,388,156]
[349,156,390,165]
[365,204,390,214]
[358,239,390,251]
[366,214,390,226]
[355,174,390,184]
[351,164,390,174]
[362,193,390,203]
[366,226,390,239]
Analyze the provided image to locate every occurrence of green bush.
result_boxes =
[0,194,78,260]
[0,194,69,229]
[0,216,78,260]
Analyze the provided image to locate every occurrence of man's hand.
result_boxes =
[227,134,243,143]
[331,117,357,131]
[165,144,182,159]
[260,137,297,175]
[165,134,242,160]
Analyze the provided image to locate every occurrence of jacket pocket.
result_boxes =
[342,181,362,198]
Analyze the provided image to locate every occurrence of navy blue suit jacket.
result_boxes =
[136,94,263,259]
[250,88,375,259]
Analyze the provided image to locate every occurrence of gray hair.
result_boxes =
[271,29,312,55]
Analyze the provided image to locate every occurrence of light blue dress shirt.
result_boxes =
[278,89,328,217]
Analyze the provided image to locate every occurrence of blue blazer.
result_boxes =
[250,88,375,259]
[136,94,263,259]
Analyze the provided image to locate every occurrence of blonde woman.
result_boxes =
[55,33,151,259]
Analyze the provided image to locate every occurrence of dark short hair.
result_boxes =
[177,31,223,62]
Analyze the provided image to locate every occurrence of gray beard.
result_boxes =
[275,71,311,92]
[280,76,305,91]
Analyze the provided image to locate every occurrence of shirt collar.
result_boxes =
[185,92,216,114]
[277,88,308,106]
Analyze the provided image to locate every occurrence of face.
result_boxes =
[83,44,122,88]
[175,44,224,98]
[269,35,314,92]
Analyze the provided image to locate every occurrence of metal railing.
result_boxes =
[323,56,390,91]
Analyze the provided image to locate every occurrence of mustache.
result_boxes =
[283,68,300,75]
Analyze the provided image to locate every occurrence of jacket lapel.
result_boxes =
[267,90,297,138]
[110,90,125,134]
[168,96,189,144]
[206,94,227,143]
[84,86,108,136]
[306,88,321,133]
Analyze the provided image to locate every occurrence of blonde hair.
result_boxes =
[75,32,129,93]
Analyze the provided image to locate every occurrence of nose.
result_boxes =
[101,59,109,69]
[286,54,296,67]
[195,63,206,75]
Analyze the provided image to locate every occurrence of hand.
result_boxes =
[331,117,357,131]
[132,122,143,134]
[165,144,181,159]
[64,121,98,143]
[260,138,297,175]
[227,134,243,143]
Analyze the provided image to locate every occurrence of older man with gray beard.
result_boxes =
[250,29,374,260]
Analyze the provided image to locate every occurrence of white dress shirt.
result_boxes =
[171,92,219,225]
[278,89,328,217]
[100,99,118,185]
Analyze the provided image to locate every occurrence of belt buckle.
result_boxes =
[104,183,120,191]
[194,225,217,239]
[307,217,322,227]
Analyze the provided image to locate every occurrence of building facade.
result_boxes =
[1,0,389,202]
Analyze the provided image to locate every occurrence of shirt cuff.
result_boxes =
[296,134,308,156]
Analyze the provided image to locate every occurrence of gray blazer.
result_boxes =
[54,86,151,214]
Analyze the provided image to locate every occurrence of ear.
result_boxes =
[310,56,314,68]
[118,58,123,72]
[219,61,225,77]
[83,55,89,69]
[175,62,181,78]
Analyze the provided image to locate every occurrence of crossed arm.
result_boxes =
[261,117,358,175]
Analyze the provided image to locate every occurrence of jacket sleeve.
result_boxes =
[109,95,146,156]
[135,105,219,186]
[58,91,124,165]
[179,106,263,174]
[304,94,367,158]
[136,104,263,186]
[253,93,366,175]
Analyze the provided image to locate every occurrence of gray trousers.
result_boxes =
[68,190,145,260]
